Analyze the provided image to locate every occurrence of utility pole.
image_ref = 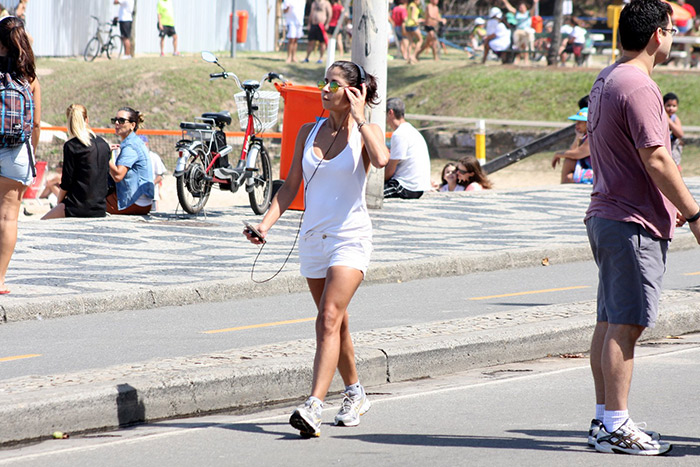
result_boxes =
[547,0,564,66]
[352,0,388,209]
[231,0,237,58]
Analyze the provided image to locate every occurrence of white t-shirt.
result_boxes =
[283,0,306,26]
[570,25,587,45]
[439,184,465,192]
[389,121,432,192]
[118,0,134,22]
[486,19,511,52]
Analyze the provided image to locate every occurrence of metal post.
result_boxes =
[231,0,237,58]
[475,120,486,165]
[353,0,388,209]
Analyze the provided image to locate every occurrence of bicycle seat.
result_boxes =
[241,80,260,91]
[180,121,212,131]
[201,111,232,127]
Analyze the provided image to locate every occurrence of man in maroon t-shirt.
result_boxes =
[585,0,700,456]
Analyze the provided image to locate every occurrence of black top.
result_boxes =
[60,134,110,217]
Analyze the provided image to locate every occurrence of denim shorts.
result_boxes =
[0,144,33,186]
[586,216,668,328]
[299,232,372,279]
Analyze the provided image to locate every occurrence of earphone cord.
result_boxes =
[250,111,350,284]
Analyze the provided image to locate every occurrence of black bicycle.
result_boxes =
[84,16,123,62]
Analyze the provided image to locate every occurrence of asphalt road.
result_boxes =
[2,333,699,466]
[2,249,699,381]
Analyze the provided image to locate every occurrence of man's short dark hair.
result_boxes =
[386,97,405,119]
[619,0,672,52]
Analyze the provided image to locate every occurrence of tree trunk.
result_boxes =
[546,0,563,66]
[131,0,138,55]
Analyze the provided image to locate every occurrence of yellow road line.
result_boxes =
[0,354,41,362]
[684,271,700,276]
[469,285,590,301]
[203,317,316,334]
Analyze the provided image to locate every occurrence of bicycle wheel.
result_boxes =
[83,37,101,62]
[106,35,123,59]
[176,147,213,214]
[247,142,272,215]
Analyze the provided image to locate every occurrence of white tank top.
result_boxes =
[300,118,371,239]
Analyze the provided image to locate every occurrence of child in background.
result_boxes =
[664,92,683,169]
[437,162,465,192]
[551,107,593,184]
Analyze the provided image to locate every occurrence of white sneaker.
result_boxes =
[595,419,671,455]
[588,418,660,447]
[334,391,371,427]
[289,398,322,438]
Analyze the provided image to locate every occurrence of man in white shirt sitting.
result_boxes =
[384,98,432,199]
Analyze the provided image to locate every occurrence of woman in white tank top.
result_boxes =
[244,61,389,437]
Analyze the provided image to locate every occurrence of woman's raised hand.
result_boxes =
[344,83,367,124]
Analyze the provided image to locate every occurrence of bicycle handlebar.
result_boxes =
[209,71,287,92]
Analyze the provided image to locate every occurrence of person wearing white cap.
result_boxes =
[482,7,511,63]
[465,17,487,58]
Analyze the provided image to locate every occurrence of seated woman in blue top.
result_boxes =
[106,107,154,215]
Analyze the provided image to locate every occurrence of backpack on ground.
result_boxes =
[0,71,35,175]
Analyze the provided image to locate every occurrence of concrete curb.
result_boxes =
[3,289,699,446]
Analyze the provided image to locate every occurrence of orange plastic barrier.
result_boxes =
[274,83,325,211]
[236,10,248,43]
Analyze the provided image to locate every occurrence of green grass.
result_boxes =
[37,51,700,130]
[36,51,700,178]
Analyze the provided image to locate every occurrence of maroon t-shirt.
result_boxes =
[585,63,675,239]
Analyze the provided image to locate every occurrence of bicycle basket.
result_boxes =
[234,90,280,133]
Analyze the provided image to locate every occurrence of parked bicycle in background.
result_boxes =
[173,51,285,215]
[84,16,123,62]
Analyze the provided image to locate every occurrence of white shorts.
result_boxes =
[287,22,304,40]
[299,232,372,279]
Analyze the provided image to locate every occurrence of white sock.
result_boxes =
[595,404,605,421]
[345,382,363,397]
[307,396,323,408]
[604,409,628,432]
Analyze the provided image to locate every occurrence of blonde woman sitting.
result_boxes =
[42,104,111,219]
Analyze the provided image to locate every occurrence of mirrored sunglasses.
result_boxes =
[317,80,342,93]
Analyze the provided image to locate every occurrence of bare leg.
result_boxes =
[123,37,132,57]
[172,34,178,55]
[590,321,608,405]
[0,177,26,292]
[306,266,364,401]
[560,158,577,184]
[602,323,645,411]
[41,203,66,220]
[305,39,317,61]
[337,33,344,55]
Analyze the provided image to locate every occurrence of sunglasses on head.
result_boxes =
[317,80,343,93]
[111,117,131,125]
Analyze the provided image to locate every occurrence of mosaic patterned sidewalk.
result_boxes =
[4,180,699,303]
